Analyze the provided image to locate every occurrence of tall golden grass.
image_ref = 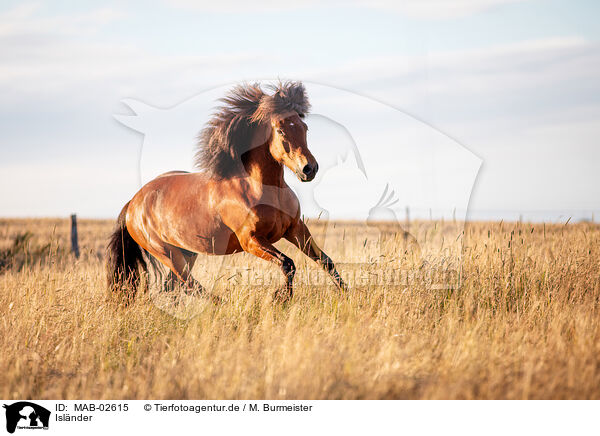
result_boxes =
[0,217,599,399]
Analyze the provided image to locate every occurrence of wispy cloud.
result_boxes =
[0,3,124,38]
[376,0,531,19]
[303,36,599,131]
[0,4,267,104]
[169,0,531,19]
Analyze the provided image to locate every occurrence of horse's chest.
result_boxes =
[264,211,293,242]
[254,196,297,241]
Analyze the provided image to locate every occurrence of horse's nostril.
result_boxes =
[302,164,314,176]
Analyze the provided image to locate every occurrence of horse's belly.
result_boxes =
[186,223,242,255]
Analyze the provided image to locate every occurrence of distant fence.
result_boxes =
[70,214,80,258]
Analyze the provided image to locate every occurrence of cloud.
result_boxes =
[362,0,530,19]
[0,4,268,105]
[0,2,580,113]
[168,0,530,19]
[0,3,124,38]
[302,36,600,134]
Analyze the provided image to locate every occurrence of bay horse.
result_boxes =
[107,81,346,304]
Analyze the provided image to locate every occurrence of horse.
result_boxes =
[107,81,347,305]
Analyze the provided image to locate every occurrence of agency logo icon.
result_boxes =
[3,402,50,433]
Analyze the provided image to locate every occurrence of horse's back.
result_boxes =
[156,170,190,178]
[131,171,212,218]
[126,170,231,254]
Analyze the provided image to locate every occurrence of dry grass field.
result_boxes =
[0,217,599,399]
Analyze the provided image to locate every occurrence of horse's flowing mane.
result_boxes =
[195,81,311,178]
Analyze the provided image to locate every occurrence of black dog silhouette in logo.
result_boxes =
[3,402,50,434]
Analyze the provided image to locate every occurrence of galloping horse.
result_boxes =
[107,81,346,304]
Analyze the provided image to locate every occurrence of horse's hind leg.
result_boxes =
[143,242,204,294]
[162,270,179,293]
[177,249,205,296]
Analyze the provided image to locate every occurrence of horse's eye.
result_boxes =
[277,129,284,135]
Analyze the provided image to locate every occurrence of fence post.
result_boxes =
[405,206,410,241]
[70,214,80,259]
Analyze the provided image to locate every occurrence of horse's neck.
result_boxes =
[242,142,284,187]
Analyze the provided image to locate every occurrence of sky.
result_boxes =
[0,0,599,221]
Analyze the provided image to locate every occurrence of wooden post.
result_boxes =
[405,206,410,241]
[70,214,80,259]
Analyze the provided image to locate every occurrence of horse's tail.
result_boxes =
[106,201,146,306]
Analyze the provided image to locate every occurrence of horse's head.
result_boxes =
[269,112,318,182]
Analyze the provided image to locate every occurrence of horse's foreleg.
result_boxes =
[238,235,295,301]
[285,221,347,292]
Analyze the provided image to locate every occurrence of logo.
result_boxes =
[3,402,50,434]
